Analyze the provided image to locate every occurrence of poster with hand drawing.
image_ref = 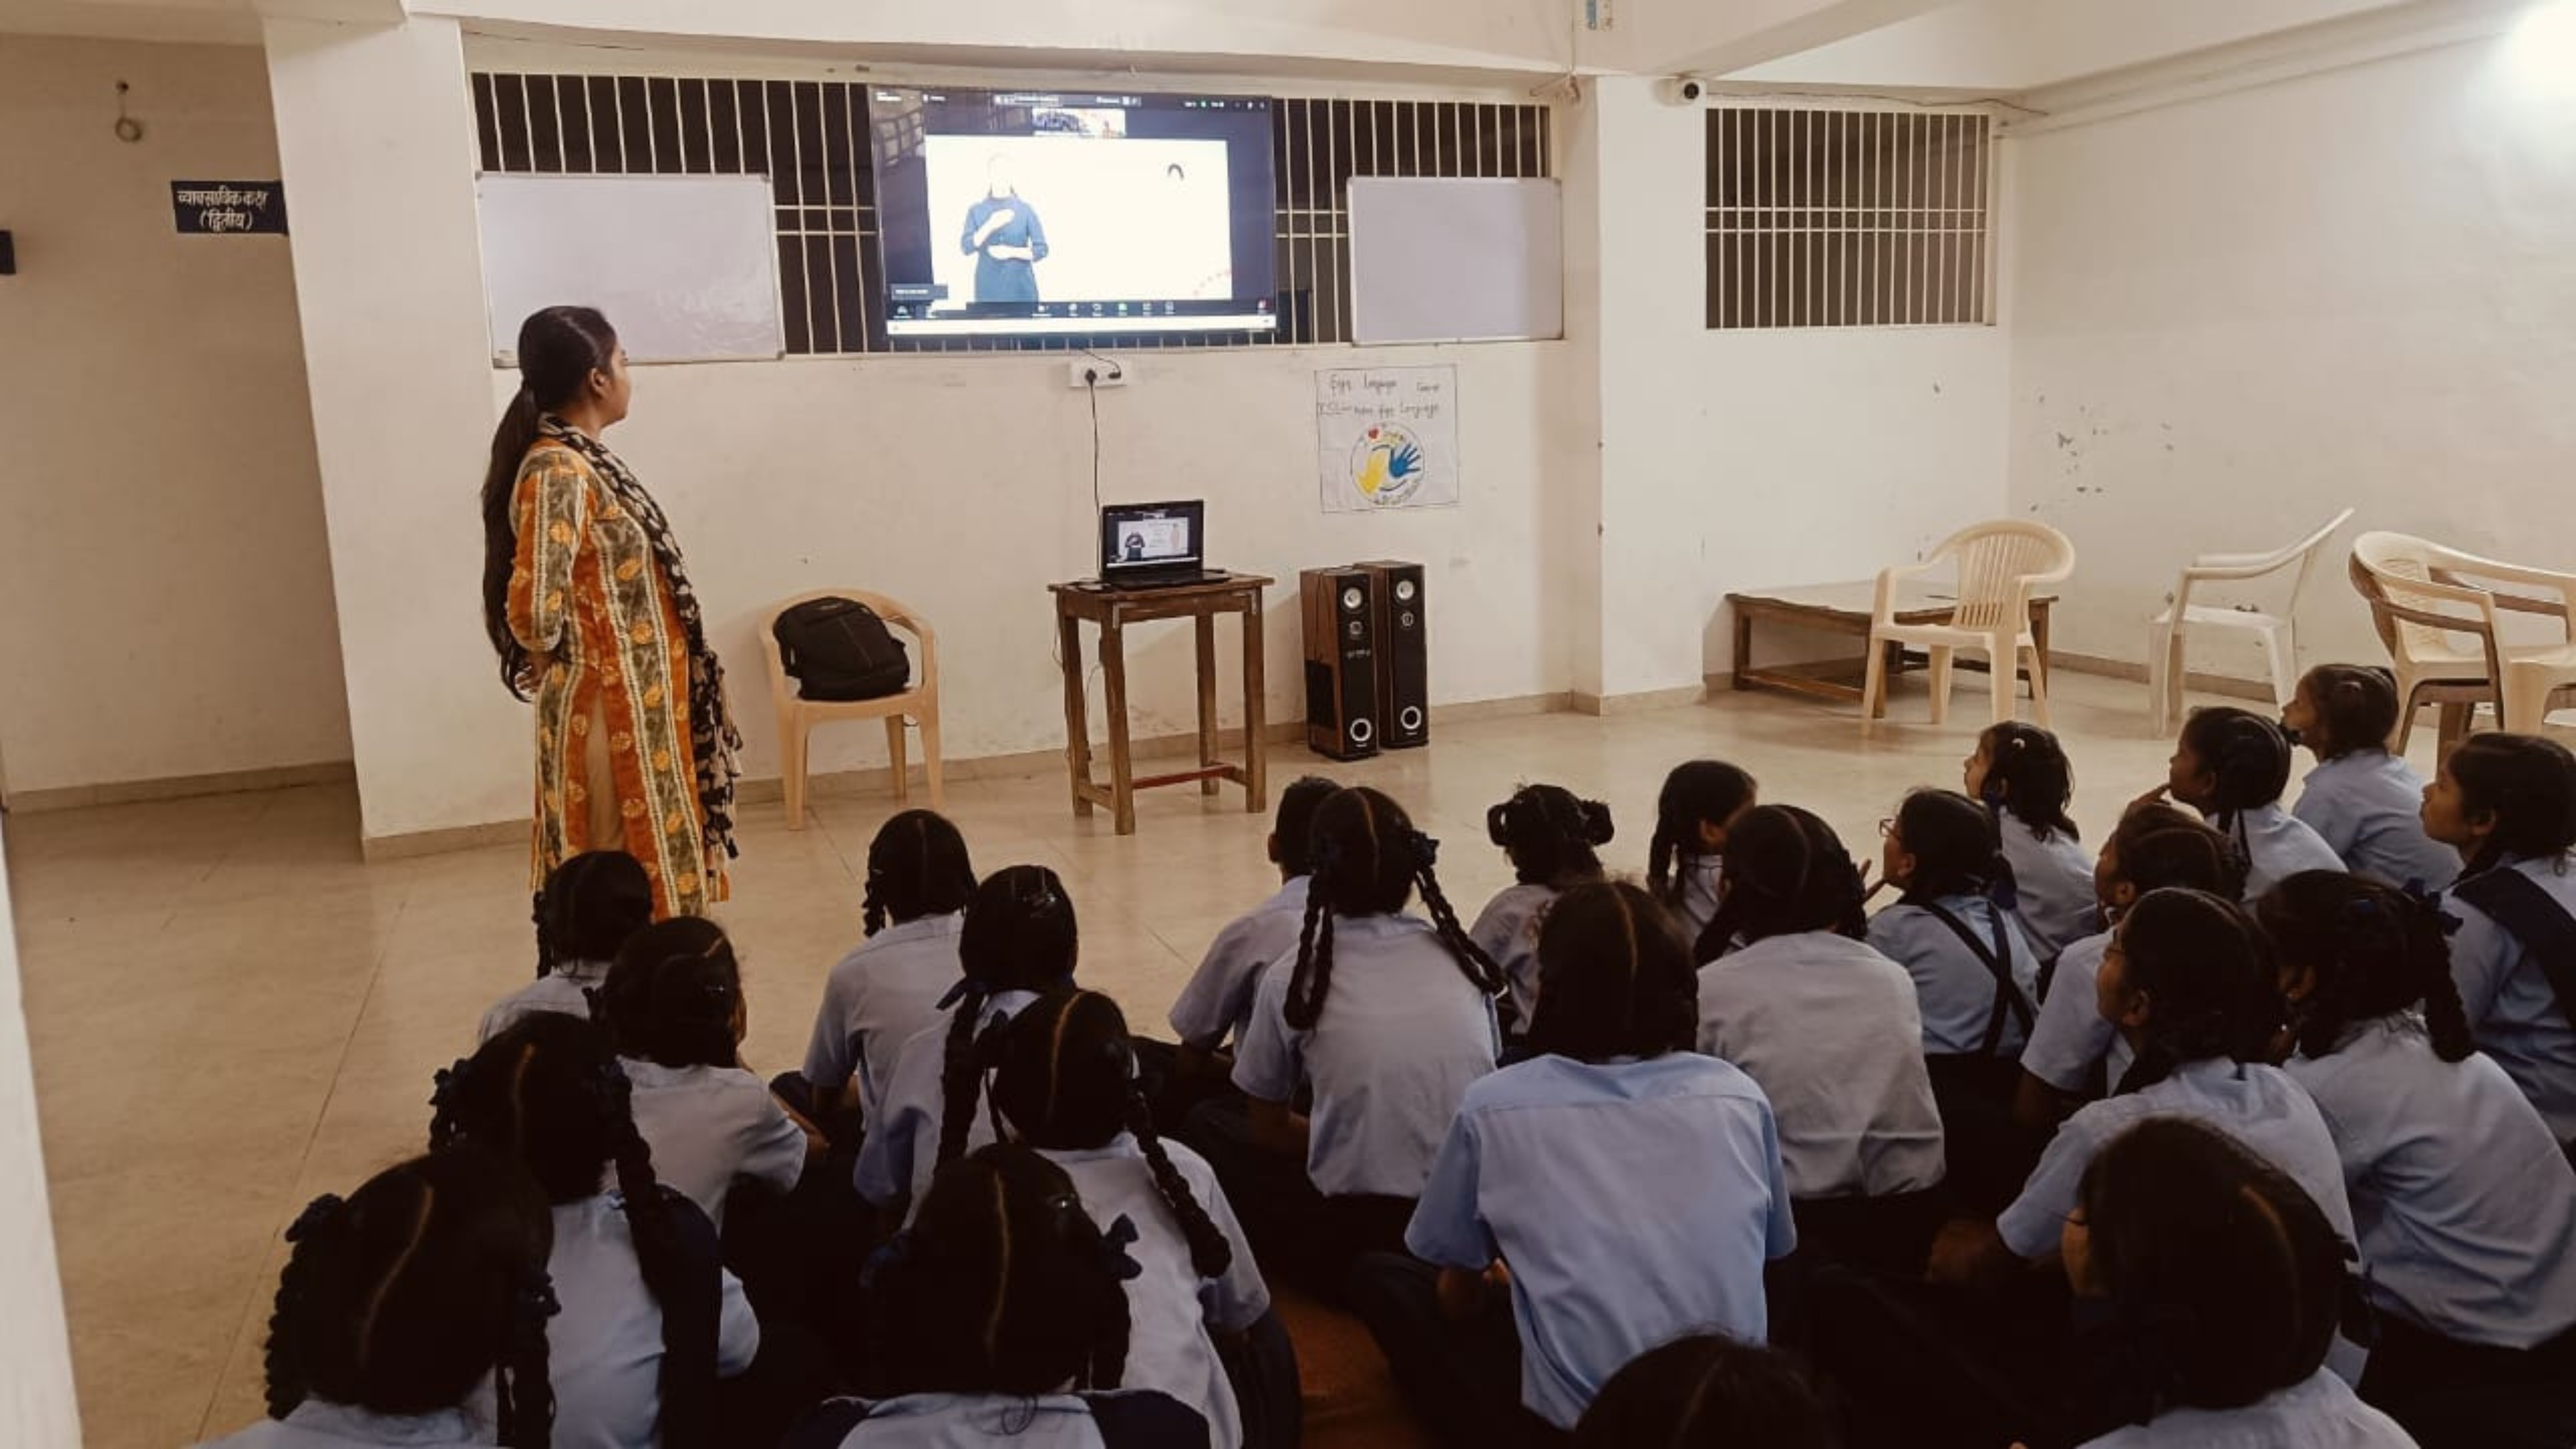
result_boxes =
[1315,366,1459,513]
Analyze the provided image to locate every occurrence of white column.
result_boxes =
[0,826,80,1446]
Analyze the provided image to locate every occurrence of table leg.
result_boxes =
[1242,591,1268,814]
[1058,612,1092,817]
[1196,613,1221,797]
[1102,617,1137,835]
[1731,607,1753,690]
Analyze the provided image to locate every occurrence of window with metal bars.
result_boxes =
[1705,108,1993,330]
[469,73,1553,354]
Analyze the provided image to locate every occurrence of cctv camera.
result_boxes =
[1658,76,1708,106]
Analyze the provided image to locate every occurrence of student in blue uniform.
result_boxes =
[800,810,977,1134]
[2260,872,2576,1437]
[2062,1119,2417,1449]
[2158,705,2344,899]
[1470,783,1614,1038]
[433,1015,762,1449]
[1965,722,2099,967]
[784,1145,1210,1449]
[2421,732,2576,1150]
[481,850,654,1045]
[982,990,1289,1449]
[1352,881,1797,1448]
[1648,759,1758,955]
[195,1146,556,1449]
[2283,665,2460,890]
[1201,786,1501,1295]
[1571,1335,1841,1449]
[2015,804,2246,1131]
[856,864,1081,1221]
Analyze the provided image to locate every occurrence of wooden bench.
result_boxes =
[1727,580,2059,705]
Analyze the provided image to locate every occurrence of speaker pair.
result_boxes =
[1300,561,1428,760]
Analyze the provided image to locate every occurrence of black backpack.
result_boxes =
[774,597,911,702]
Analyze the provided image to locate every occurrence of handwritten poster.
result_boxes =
[1315,365,1459,513]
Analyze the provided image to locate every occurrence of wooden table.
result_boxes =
[1727,580,2059,704]
[1051,574,1272,835]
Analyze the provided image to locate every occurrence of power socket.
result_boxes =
[1068,357,1129,389]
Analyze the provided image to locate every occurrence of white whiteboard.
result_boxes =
[477,174,784,365]
[1349,177,1563,345]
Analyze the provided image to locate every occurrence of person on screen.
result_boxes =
[961,155,1049,304]
[1124,534,1149,563]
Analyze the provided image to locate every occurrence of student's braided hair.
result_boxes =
[1527,882,1697,1062]
[1287,787,1503,1030]
[2106,803,2251,913]
[1978,721,2081,842]
[1649,760,1758,908]
[431,1015,720,1449]
[2256,872,2473,1065]
[2295,665,2401,761]
[1486,782,1616,890]
[862,809,977,938]
[1701,805,1868,959]
[988,989,1233,1279]
[2107,888,2283,1096]
[531,850,653,980]
[936,865,1079,1174]
[2445,732,2576,878]
[2180,707,2296,830]
[599,917,745,1070]
[263,1146,556,1447]
[1573,1333,1842,1449]
[1891,789,2015,906]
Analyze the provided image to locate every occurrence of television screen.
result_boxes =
[866,87,1277,340]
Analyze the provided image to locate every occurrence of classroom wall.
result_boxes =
[0,826,83,1446]
[2005,25,2576,678]
[0,36,350,797]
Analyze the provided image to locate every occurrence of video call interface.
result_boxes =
[867,88,1279,339]
[1107,513,1197,566]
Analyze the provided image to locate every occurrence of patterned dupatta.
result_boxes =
[538,416,744,865]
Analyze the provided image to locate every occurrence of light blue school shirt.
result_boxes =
[2075,1369,2418,1449]
[1677,856,1725,945]
[1998,1057,2355,1261]
[1166,878,1309,1050]
[1998,809,2101,965]
[478,958,609,1045]
[198,1401,483,1448]
[793,1391,1205,1449]
[2212,802,2346,902]
[2287,1015,2576,1349]
[2019,933,2134,1097]
[620,1057,807,1233]
[854,989,1042,1209]
[1866,894,2042,1057]
[1404,1053,1798,1430]
[802,913,967,1124]
[1469,882,1558,1034]
[1231,914,1499,1198]
[2443,853,2576,1142]
[2293,752,2460,891]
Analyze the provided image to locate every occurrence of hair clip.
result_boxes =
[286,1193,347,1244]
[429,1058,475,1113]
[859,1231,917,1293]
[1096,1212,1145,1282]
[1406,829,1441,866]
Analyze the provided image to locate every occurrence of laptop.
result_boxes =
[1100,500,1221,588]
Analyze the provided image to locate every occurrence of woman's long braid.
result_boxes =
[1123,1089,1232,1279]
[1284,856,1340,1032]
[2283,886,2477,1065]
[606,1076,716,1449]
[935,984,995,1171]
[1415,847,1506,997]
[493,1264,558,1449]
[263,1197,345,1419]
[1647,818,1682,907]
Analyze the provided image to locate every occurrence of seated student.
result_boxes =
[1573,1334,1843,1449]
[1931,888,2357,1294]
[1470,784,1615,1036]
[2421,733,2576,1150]
[801,809,977,1132]
[434,1015,760,1449]
[2063,1118,2416,1449]
[1966,723,2100,967]
[1355,881,1796,1448]
[197,1146,556,1449]
[1203,786,1501,1292]
[784,1144,1211,1449]
[2158,705,2343,899]
[2284,665,2461,890]
[1162,775,1338,1086]
[2015,805,2247,1131]
[1649,759,1759,954]
[599,918,813,1232]
[981,990,1281,1449]
[1697,806,1945,1268]
[855,864,1079,1220]
[480,850,653,1045]
[2261,872,2576,1431]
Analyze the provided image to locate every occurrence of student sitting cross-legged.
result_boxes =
[1650,759,1759,957]
[2157,706,2343,900]
[796,809,977,1143]
[1966,723,2101,969]
[2282,665,2460,890]
[480,849,654,1046]
[1470,782,1615,1042]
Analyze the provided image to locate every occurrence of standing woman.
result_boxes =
[481,306,744,919]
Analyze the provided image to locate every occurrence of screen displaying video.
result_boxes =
[1109,515,1194,565]
[866,88,1277,339]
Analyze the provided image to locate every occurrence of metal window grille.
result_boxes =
[471,73,1553,354]
[1705,107,1993,330]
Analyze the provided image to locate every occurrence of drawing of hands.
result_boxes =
[1386,439,1425,481]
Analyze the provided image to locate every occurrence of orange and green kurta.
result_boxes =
[507,440,727,917]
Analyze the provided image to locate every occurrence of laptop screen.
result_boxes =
[1101,501,1205,576]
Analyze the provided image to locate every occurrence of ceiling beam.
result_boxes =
[1607,0,1961,79]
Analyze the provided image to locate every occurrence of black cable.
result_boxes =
[1088,374,1103,519]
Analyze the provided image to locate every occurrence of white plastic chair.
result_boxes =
[2145,509,2354,736]
[759,589,945,829]
[1863,520,2076,728]
[2348,532,2576,750]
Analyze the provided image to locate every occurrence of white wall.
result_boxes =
[0,36,350,796]
[0,827,82,1446]
[2005,27,2576,677]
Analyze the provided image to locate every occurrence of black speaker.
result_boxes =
[1302,566,1379,761]
[1355,560,1427,748]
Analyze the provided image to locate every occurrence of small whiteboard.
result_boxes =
[477,174,784,365]
[1349,178,1563,345]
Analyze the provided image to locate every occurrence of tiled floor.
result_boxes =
[6,671,2440,1446]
